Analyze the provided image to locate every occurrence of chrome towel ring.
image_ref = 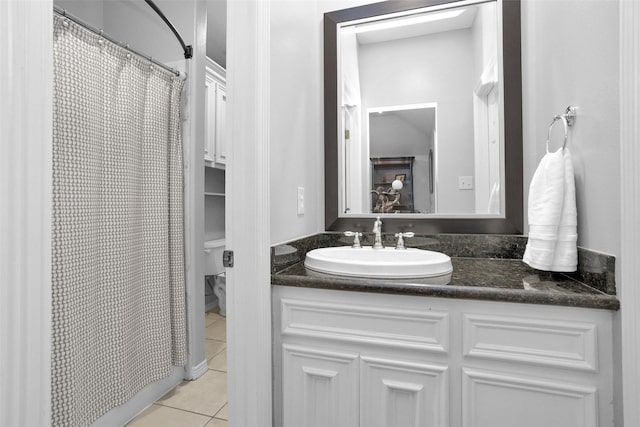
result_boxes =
[546,106,577,153]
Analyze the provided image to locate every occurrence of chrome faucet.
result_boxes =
[372,216,384,249]
[394,232,415,249]
[343,231,362,248]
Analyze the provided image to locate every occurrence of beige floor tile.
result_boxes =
[206,319,227,342]
[126,404,210,427]
[208,348,227,372]
[205,418,228,427]
[205,310,223,327]
[205,339,226,362]
[157,370,227,416]
[214,403,228,420]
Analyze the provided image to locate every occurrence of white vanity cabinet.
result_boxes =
[204,58,226,167]
[282,344,360,427]
[360,355,449,427]
[272,286,615,427]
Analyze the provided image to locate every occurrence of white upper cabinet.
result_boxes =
[205,58,226,167]
[214,84,227,164]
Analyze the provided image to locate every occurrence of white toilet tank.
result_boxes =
[204,238,225,276]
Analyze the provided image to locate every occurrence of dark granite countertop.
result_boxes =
[272,253,620,311]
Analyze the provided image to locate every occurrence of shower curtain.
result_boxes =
[52,15,186,427]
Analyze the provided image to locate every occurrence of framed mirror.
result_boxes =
[324,0,522,234]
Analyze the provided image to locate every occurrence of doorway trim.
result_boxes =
[226,0,273,426]
[619,1,640,426]
[0,1,53,426]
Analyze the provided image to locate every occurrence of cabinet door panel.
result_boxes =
[204,75,215,162]
[361,356,448,427]
[282,344,359,427]
[280,297,449,353]
[214,85,227,164]
[463,313,598,371]
[462,368,597,427]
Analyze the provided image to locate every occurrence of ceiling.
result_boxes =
[374,107,437,136]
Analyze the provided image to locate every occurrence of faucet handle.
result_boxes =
[394,232,415,249]
[344,231,363,248]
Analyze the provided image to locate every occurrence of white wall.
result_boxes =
[269,0,384,244]
[358,30,476,213]
[54,0,195,65]
[341,33,365,214]
[269,1,323,244]
[521,0,620,256]
[269,1,364,244]
[206,0,226,67]
[413,154,433,212]
[103,0,196,63]
[471,2,497,80]
[55,0,103,26]
[369,114,431,157]
[270,0,621,257]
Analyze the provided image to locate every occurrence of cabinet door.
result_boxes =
[282,344,359,427]
[204,75,216,163]
[214,84,227,164]
[462,368,597,427]
[360,356,448,427]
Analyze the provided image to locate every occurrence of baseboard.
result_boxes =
[205,300,219,312]
[90,366,184,427]
[185,358,209,380]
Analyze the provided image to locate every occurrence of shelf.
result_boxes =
[204,192,225,197]
[204,232,225,243]
[205,167,225,194]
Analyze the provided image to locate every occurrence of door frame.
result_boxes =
[0,1,53,426]
[618,1,640,426]
[226,0,273,426]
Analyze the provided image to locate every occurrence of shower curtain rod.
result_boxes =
[144,0,193,59]
[53,6,187,78]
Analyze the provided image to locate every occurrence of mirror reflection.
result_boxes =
[338,0,504,216]
[367,104,436,214]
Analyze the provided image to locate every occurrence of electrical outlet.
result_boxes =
[297,187,305,215]
[459,176,473,190]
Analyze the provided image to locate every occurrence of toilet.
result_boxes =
[204,238,226,316]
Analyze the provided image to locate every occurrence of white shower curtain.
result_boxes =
[52,15,186,427]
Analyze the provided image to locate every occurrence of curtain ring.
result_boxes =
[546,114,569,153]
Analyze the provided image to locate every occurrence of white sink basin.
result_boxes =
[304,246,453,279]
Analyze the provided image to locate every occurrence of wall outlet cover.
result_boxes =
[459,176,473,190]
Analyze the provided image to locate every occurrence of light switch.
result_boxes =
[297,187,305,215]
[459,176,473,190]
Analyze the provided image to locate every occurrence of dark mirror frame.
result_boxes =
[324,0,522,234]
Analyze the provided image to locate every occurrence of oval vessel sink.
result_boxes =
[304,246,453,279]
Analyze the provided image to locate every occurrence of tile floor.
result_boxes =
[127,310,228,427]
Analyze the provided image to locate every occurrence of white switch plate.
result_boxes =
[459,176,473,190]
[297,187,305,215]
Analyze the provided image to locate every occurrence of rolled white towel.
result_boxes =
[523,149,565,269]
[550,149,577,271]
[523,148,577,272]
